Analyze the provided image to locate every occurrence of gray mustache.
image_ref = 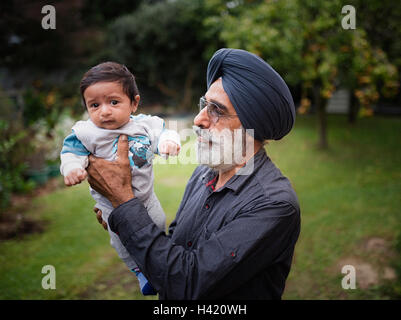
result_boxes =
[193,125,213,142]
[193,125,244,145]
[192,125,204,137]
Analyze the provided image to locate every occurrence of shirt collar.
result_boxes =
[200,147,269,194]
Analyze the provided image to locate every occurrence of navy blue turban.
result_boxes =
[207,48,295,141]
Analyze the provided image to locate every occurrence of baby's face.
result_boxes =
[84,81,139,130]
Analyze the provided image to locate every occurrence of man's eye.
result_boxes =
[210,104,224,116]
[111,100,119,105]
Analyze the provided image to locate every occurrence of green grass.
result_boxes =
[270,115,401,299]
[0,114,400,299]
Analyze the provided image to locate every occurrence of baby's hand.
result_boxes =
[159,140,181,158]
[64,168,88,186]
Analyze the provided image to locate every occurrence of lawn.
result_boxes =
[0,114,400,299]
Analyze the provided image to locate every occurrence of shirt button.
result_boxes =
[187,241,192,247]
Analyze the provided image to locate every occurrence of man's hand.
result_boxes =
[87,134,134,208]
[64,168,87,186]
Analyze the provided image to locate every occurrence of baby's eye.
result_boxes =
[91,103,99,108]
[111,100,119,105]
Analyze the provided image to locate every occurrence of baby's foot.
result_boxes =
[132,268,157,296]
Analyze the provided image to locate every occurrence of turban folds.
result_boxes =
[207,48,295,141]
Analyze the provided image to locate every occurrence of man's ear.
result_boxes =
[131,95,140,113]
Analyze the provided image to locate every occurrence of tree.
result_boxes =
[105,0,221,110]
[207,0,398,148]
[0,0,86,71]
[337,29,398,123]
[349,0,401,112]
[80,0,143,25]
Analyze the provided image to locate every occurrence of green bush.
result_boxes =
[0,119,36,212]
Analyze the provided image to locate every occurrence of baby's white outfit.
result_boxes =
[60,114,180,270]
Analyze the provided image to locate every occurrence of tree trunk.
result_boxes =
[179,67,194,110]
[314,84,328,149]
[155,82,178,100]
[155,68,194,110]
[348,89,359,124]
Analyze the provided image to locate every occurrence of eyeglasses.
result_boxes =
[199,96,238,123]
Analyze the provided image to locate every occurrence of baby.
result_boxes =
[60,62,180,295]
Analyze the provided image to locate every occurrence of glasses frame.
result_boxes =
[199,96,238,124]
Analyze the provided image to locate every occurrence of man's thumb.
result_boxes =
[117,134,129,162]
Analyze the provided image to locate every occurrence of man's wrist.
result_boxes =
[108,197,153,241]
[112,191,135,208]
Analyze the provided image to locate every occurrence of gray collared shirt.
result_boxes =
[109,147,301,300]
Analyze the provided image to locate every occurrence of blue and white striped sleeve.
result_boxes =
[60,130,90,156]
[60,131,90,176]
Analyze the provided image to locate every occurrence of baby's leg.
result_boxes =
[92,190,156,295]
[145,192,166,233]
[96,202,138,270]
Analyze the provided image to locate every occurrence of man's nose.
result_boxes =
[194,107,211,129]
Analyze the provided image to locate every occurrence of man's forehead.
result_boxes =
[205,78,235,113]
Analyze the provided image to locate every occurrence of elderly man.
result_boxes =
[87,48,300,300]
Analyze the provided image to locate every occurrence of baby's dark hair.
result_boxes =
[80,62,139,107]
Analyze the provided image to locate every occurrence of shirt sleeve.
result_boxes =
[108,196,300,300]
[60,131,90,176]
[131,114,165,154]
[131,114,181,155]
[157,129,181,155]
[60,130,90,156]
